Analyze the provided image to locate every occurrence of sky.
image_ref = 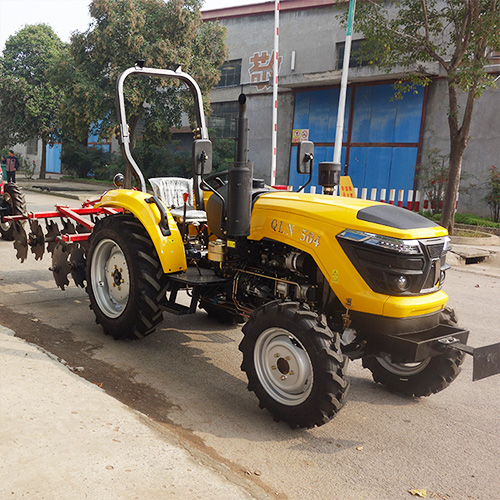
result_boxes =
[0,0,270,52]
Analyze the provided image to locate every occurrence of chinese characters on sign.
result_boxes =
[248,51,283,91]
[339,176,355,198]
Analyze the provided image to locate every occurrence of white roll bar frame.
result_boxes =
[115,64,209,192]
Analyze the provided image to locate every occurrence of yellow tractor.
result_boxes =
[6,65,499,428]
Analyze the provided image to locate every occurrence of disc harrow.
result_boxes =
[3,201,122,288]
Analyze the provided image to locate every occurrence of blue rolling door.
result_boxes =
[288,88,350,191]
[46,143,62,174]
[289,83,425,201]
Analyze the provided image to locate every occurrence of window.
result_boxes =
[216,60,242,88]
[488,49,500,65]
[209,101,239,139]
[26,138,38,155]
[336,40,372,70]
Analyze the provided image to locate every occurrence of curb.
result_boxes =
[20,186,81,201]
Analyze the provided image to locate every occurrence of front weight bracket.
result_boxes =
[438,337,500,381]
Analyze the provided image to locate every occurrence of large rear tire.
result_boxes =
[240,301,349,428]
[0,183,27,240]
[86,214,168,340]
[362,307,465,397]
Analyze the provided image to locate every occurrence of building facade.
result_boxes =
[203,0,500,215]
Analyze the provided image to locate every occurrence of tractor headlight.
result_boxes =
[337,229,421,254]
[337,230,449,296]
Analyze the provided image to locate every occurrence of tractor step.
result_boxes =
[168,266,229,285]
[163,267,230,316]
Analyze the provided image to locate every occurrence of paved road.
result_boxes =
[1,190,499,500]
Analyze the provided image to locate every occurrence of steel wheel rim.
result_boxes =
[377,354,431,377]
[1,193,12,231]
[254,328,313,406]
[91,238,130,318]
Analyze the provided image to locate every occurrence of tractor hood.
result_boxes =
[250,191,447,240]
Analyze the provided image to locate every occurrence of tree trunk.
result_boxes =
[440,83,475,234]
[440,140,465,233]
[39,139,47,179]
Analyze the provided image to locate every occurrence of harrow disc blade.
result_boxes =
[51,241,71,290]
[13,221,28,263]
[45,221,61,255]
[70,244,86,288]
[62,220,76,236]
[76,223,90,251]
[29,220,45,261]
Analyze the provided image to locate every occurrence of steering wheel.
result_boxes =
[201,170,229,191]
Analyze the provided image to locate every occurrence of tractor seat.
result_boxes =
[149,177,207,224]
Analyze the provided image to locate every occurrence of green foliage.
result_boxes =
[61,141,114,178]
[212,137,235,172]
[57,0,227,145]
[483,166,500,222]
[351,1,500,96]
[19,156,36,180]
[0,24,66,148]
[454,212,500,228]
[133,140,192,180]
[420,211,500,229]
[77,132,236,183]
[416,149,449,215]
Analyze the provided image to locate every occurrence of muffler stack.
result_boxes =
[227,93,253,239]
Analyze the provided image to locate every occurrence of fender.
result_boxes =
[94,189,187,274]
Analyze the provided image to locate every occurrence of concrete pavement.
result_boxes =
[0,325,260,499]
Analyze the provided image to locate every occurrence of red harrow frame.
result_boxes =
[5,193,122,289]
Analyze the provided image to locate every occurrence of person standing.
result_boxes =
[3,150,19,183]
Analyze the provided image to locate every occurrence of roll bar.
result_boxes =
[115,63,209,192]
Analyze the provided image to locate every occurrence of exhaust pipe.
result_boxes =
[227,93,253,238]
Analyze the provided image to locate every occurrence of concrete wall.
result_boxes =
[422,79,500,217]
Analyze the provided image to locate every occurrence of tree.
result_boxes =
[0,24,66,178]
[57,0,227,185]
[352,0,500,232]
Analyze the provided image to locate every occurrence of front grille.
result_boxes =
[338,235,449,296]
[424,242,444,259]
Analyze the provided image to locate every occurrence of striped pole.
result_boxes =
[333,0,356,169]
[270,0,280,186]
[370,188,377,201]
[397,189,404,207]
[380,188,386,203]
[361,187,367,200]
[389,189,395,205]
[423,192,429,211]
[414,190,421,212]
[407,190,414,211]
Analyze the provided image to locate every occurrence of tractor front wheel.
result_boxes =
[86,214,167,340]
[362,307,465,397]
[240,301,349,428]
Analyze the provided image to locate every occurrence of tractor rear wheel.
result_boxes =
[362,307,465,396]
[86,214,167,340]
[240,301,349,428]
[1,183,27,240]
